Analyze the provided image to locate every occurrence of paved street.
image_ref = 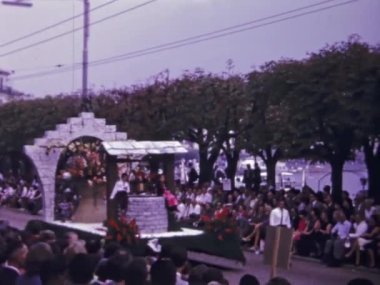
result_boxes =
[223,252,380,285]
[1,207,379,285]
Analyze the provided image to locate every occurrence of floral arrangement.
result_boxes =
[105,215,140,245]
[205,207,239,241]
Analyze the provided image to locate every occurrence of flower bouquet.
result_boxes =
[105,215,140,245]
[205,207,238,241]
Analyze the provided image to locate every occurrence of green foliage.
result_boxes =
[1,37,379,200]
[0,95,81,153]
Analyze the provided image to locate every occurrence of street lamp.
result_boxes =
[2,0,32,7]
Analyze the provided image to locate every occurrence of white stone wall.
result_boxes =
[127,196,168,234]
[24,112,127,222]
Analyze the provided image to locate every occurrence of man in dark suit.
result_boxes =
[0,240,28,285]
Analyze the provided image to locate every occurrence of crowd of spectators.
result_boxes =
[0,172,42,216]
[171,180,380,268]
[0,219,299,285]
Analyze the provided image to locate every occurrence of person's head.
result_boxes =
[68,253,96,284]
[320,211,329,222]
[0,236,7,265]
[203,267,225,284]
[24,242,53,276]
[368,215,380,227]
[150,259,176,285]
[6,239,28,269]
[124,257,148,285]
[310,208,320,220]
[65,231,79,247]
[122,173,128,182]
[277,199,286,209]
[323,185,331,194]
[354,213,365,224]
[188,264,208,285]
[39,230,56,244]
[107,251,133,283]
[64,240,87,264]
[169,246,188,271]
[240,274,260,285]
[103,241,122,258]
[347,278,374,285]
[247,164,251,169]
[266,277,291,285]
[85,238,102,254]
[41,255,67,284]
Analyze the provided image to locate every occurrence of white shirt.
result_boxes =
[269,207,291,228]
[350,220,368,238]
[204,192,212,204]
[110,180,130,199]
[177,203,190,219]
[189,204,201,216]
[20,186,29,198]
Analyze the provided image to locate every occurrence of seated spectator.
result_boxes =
[296,209,321,256]
[239,274,260,285]
[345,215,380,267]
[150,259,177,285]
[323,211,352,267]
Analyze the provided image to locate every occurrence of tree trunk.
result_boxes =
[330,158,344,204]
[225,149,240,190]
[198,146,215,184]
[363,140,380,204]
[266,158,277,190]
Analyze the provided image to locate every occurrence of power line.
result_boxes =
[9,0,357,82]
[0,0,158,57]
[0,0,119,48]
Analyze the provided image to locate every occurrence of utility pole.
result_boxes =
[81,0,91,112]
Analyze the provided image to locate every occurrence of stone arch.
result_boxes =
[24,112,127,221]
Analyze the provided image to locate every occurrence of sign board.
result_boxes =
[263,226,293,277]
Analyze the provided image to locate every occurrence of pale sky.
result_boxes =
[0,0,379,97]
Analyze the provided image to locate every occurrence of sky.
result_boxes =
[0,0,379,97]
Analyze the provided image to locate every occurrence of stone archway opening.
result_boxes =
[55,136,108,223]
[24,112,127,222]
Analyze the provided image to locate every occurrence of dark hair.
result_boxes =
[25,242,53,276]
[203,267,224,283]
[107,252,133,282]
[150,259,176,285]
[267,277,291,285]
[170,246,187,268]
[85,238,101,254]
[240,274,260,285]
[188,264,208,284]
[125,257,148,285]
[103,241,121,258]
[40,255,67,284]
[0,236,7,264]
[95,259,110,282]
[347,278,374,285]
[68,254,96,284]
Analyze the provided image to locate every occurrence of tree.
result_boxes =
[284,38,375,203]
[0,95,81,176]
[244,60,302,189]
[163,70,233,183]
